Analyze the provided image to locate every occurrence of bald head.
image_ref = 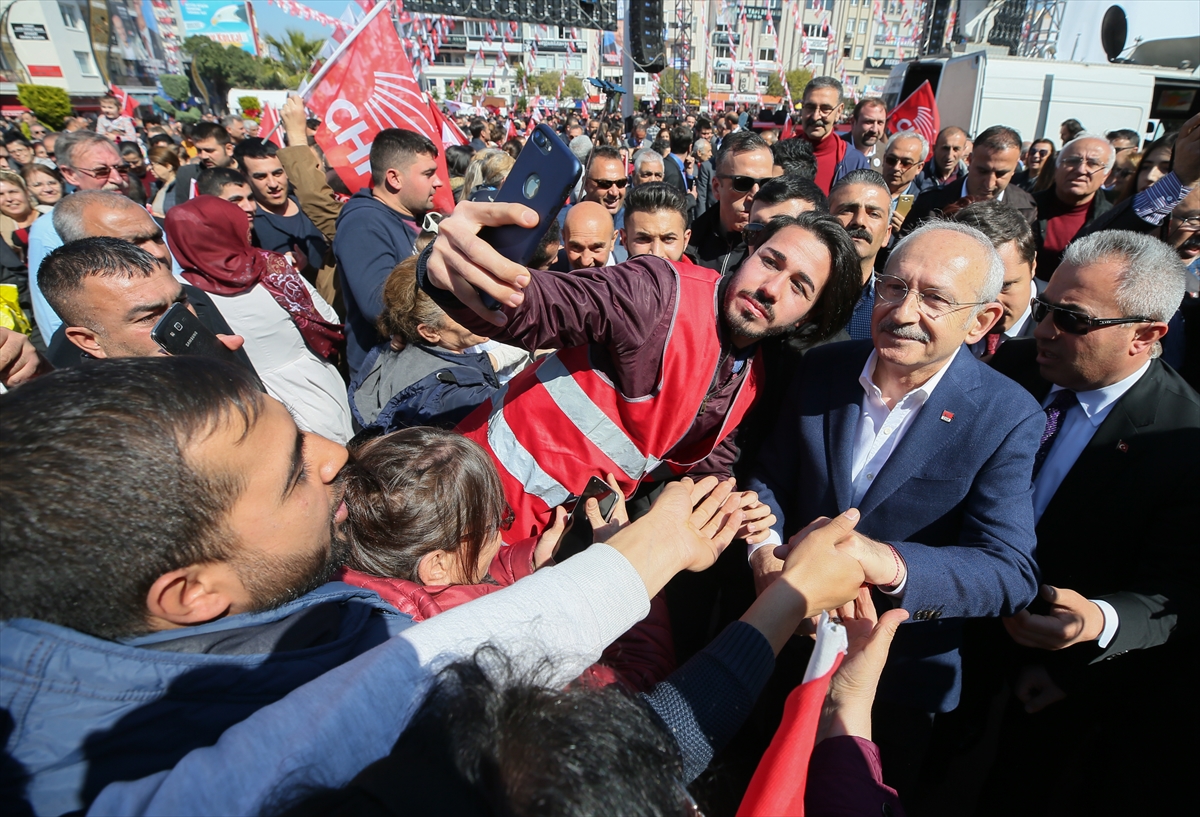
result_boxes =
[563,201,617,270]
[52,190,172,269]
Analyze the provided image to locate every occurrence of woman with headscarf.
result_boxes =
[165,195,354,443]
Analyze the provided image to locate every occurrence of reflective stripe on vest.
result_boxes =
[486,385,572,508]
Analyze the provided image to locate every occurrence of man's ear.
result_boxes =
[1130,322,1169,358]
[144,563,241,629]
[682,228,692,248]
[64,325,105,358]
[223,143,234,159]
[966,302,1005,343]
[417,549,456,586]
[386,166,404,193]
[415,322,441,345]
[618,228,627,248]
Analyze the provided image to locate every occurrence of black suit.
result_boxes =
[663,153,688,195]
[899,182,1037,237]
[977,340,1199,814]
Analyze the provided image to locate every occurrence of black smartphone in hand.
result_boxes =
[151,302,239,363]
[566,476,620,530]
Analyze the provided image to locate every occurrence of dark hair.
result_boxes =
[1106,128,1139,146]
[831,167,889,195]
[39,237,161,325]
[694,116,712,132]
[715,130,769,174]
[974,125,1022,153]
[341,428,508,585]
[502,138,523,161]
[445,143,474,177]
[587,145,625,174]
[148,133,177,149]
[118,141,143,159]
[0,357,262,639]
[802,75,844,105]
[755,174,828,213]
[1118,131,1178,203]
[147,144,181,171]
[370,128,438,187]
[233,137,280,167]
[20,161,65,188]
[950,199,1036,267]
[936,125,967,143]
[852,97,886,119]
[275,647,690,817]
[668,125,693,154]
[469,120,486,138]
[771,137,817,180]
[4,133,31,148]
[191,122,232,145]
[530,218,561,270]
[624,181,689,222]
[197,166,250,197]
[752,212,864,343]
[1061,118,1085,141]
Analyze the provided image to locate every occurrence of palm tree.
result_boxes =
[265,29,325,78]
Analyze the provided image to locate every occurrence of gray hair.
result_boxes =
[884,129,929,160]
[633,148,664,173]
[889,220,1006,307]
[1057,133,1116,173]
[55,131,118,169]
[693,138,711,156]
[1060,230,1186,322]
[52,190,141,243]
[802,75,844,106]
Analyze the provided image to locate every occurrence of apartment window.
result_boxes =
[843,46,851,57]
[847,18,856,31]
[860,19,868,34]
[713,45,731,59]
[888,49,895,58]
[847,75,860,86]
[59,1,85,29]
[844,33,852,44]
[854,46,863,59]
[74,50,97,76]
[714,71,732,86]
[758,48,776,62]
[874,48,882,57]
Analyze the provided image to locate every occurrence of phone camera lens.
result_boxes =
[533,131,547,148]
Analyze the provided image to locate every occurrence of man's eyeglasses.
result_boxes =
[874,274,990,318]
[718,174,772,193]
[589,177,628,190]
[742,221,767,246]
[883,154,918,169]
[70,163,131,179]
[1059,156,1107,173]
[1031,297,1153,335]
[1170,213,1200,230]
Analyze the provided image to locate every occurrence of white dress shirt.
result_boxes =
[750,346,963,591]
[1032,359,1153,647]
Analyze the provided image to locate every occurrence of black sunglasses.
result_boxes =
[589,177,628,190]
[719,174,772,193]
[742,221,767,245]
[1031,297,1153,335]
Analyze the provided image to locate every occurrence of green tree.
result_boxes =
[562,76,585,99]
[265,29,324,76]
[16,84,71,130]
[183,36,263,112]
[767,68,814,104]
[658,68,707,103]
[159,74,191,103]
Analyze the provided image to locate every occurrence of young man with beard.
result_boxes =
[419,201,863,540]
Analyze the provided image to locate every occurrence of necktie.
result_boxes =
[985,332,1003,356]
[1032,389,1077,480]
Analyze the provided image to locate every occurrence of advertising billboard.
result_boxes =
[179,1,258,55]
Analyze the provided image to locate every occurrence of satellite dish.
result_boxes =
[1101,5,1128,62]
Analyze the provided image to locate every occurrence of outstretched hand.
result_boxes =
[1171,110,1200,187]
[424,200,541,325]
[1002,584,1104,650]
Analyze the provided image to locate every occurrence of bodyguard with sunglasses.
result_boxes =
[984,229,1198,814]
[25,131,129,340]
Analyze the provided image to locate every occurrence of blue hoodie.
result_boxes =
[332,190,420,378]
[1,583,411,816]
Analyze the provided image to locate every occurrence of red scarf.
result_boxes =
[165,196,344,360]
[810,132,848,194]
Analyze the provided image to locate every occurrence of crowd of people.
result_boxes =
[2,78,1198,817]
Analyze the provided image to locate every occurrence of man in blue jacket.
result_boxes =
[0,358,412,816]
[333,128,443,377]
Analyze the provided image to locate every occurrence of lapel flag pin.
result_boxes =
[1117,440,1129,452]
[940,410,954,423]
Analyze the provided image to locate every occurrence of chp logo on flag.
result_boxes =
[302,1,456,213]
[888,80,940,160]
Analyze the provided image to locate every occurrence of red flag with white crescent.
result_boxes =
[887,80,940,160]
[303,1,455,213]
[110,84,137,117]
[737,614,848,816]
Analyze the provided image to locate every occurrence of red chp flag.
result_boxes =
[257,102,283,147]
[737,613,849,817]
[887,80,940,160]
[303,1,456,213]
[109,84,137,117]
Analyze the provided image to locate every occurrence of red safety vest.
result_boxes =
[457,259,762,540]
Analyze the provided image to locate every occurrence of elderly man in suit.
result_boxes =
[747,221,1044,796]
[951,199,1047,358]
[979,230,1197,815]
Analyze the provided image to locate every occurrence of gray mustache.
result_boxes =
[878,318,931,343]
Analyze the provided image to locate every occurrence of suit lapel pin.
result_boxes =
[940,410,954,423]
[1116,440,1129,453]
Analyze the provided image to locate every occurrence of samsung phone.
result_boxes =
[896,194,915,218]
[478,123,582,266]
[151,302,239,363]
[566,476,621,530]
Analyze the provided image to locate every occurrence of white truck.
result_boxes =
[881,50,1200,145]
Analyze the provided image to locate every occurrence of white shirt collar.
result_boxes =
[961,177,1005,202]
[1004,279,1035,337]
[1047,359,1153,428]
[858,345,963,405]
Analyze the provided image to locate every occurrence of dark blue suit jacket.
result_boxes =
[748,340,1044,712]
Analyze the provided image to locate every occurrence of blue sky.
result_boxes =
[253,0,340,46]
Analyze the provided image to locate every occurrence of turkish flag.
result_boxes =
[736,614,849,817]
[110,84,137,117]
[887,80,940,160]
[258,102,283,147]
[303,1,456,213]
[781,114,795,142]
